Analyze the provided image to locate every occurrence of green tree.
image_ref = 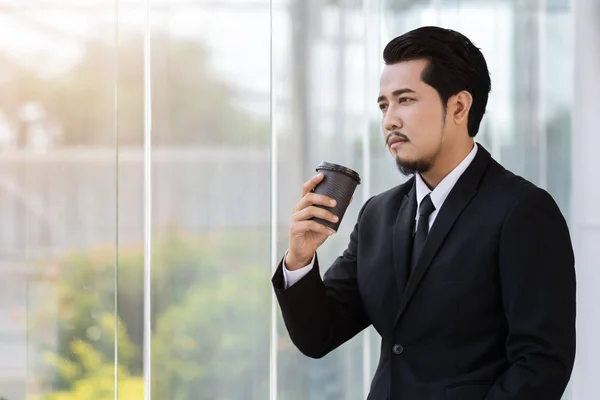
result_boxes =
[32,227,272,398]
[36,318,143,400]
[151,266,270,400]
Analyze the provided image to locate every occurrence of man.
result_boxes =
[271,26,576,400]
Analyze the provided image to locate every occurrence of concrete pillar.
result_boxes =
[571,0,600,398]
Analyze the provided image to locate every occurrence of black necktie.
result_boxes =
[411,193,436,272]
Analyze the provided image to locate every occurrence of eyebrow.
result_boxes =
[377,88,416,103]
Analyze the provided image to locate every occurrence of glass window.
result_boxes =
[0,1,119,399]
[1,0,590,399]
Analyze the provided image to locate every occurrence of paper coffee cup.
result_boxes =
[311,161,361,231]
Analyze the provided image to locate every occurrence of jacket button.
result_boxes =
[392,344,404,354]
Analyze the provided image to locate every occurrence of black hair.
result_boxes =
[383,26,491,137]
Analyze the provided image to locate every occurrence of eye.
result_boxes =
[378,103,388,111]
[399,97,414,104]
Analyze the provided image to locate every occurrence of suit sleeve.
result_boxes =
[487,188,576,400]
[271,197,374,359]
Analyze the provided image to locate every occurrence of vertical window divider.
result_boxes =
[143,0,153,399]
[114,0,120,398]
[269,1,279,399]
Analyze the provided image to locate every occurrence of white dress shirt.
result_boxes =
[283,143,479,288]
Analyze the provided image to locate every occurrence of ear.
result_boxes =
[450,90,473,125]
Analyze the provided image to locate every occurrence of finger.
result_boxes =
[294,193,337,213]
[301,173,325,198]
[294,220,335,236]
[292,205,339,224]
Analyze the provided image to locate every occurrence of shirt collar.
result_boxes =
[415,142,479,214]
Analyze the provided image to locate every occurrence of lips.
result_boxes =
[387,136,408,147]
[390,141,407,150]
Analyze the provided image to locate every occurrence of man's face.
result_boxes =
[377,59,447,176]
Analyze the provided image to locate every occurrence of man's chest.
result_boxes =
[355,212,502,333]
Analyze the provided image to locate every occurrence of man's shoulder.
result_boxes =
[483,159,557,210]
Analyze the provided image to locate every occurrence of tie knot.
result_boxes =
[419,194,436,217]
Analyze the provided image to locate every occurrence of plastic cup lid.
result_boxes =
[316,161,361,184]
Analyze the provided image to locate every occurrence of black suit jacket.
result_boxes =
[272,145,576,400]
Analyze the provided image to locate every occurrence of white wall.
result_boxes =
[572,0,600,398]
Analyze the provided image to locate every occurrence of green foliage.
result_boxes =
[152,265,270,400]
[34,322,143,400]
[33,227,271,398]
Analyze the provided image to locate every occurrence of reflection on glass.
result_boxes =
[0,1,119,399]
[149,2,271,400]
[273,1,371,399]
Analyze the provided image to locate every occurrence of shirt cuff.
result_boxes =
[282,251,316,288]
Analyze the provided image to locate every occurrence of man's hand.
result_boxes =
[286,173,340,270]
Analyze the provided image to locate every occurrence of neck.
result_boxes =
[420,140,474,189]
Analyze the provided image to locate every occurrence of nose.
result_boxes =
[382,108,402,132]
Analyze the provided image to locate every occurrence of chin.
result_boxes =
[393,149,418,164]
[390,145,413,158]
[394,155,432,177]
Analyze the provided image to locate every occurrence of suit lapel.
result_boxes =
[394,144,492,323]
[392,180,416,300]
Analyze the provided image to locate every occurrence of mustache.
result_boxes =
[385,131,410,147]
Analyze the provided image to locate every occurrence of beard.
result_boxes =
[385,132,438,176]
[395,156,434,176]
[386,123,444,177]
